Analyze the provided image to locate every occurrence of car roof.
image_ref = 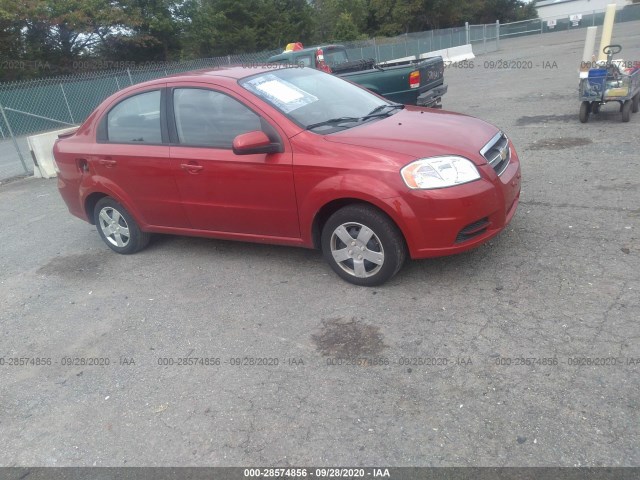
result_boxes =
[125,66,289,90]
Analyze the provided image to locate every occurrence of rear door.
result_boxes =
[167,83,300,239]
[94,87,188,228]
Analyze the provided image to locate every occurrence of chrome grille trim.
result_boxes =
[480,131,510,177]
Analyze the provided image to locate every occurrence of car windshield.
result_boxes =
[240,67,394,133]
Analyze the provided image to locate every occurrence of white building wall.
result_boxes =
[537,0,632,20]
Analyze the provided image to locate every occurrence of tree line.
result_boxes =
[0,0,537,81]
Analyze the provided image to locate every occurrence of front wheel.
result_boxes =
[94,197,150,254]
[579,101,590,123]
[321,204,406,286]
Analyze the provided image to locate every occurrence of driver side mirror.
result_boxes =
[232,131,282,155]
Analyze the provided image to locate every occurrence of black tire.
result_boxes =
[321,204,406,286]
[622,100,631,123]
[632,94,639,114]
[94,197,150,254]
[579,101,590,123]
[592,102,600,114]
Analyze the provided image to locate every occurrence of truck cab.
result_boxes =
[267,43,447,108]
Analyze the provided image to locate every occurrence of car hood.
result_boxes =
[325,106,499,165]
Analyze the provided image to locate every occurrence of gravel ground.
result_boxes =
[0,22,639,467]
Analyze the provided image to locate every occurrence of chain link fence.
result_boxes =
[343,26,479,63]
[1,2,639,181]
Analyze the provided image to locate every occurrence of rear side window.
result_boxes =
[107,90,161,143]
[324,49,349,67]
[172,88,262,148]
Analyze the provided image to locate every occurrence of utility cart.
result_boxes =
[579,45,640,123]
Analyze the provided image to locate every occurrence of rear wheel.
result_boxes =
[321,204,406,286]
[622,100,632,122]
[592,102,600,114]
[579,101,590,123]
[94,197,150,254]
[632,94,639,114]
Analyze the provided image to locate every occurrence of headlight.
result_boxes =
[400,156,480,190]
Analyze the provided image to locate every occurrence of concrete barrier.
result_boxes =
[379,44,475,66]
[419,49,449,62]
[28,127,77,179]
[446,44,475,63]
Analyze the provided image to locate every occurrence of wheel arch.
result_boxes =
[84,192,108,225]
[81,178,147,228]
[311,197,408,250]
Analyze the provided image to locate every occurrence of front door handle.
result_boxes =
[181,163,204,174]
[99,158,117,167]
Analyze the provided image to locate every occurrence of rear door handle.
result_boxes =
[181,163,204,173]
[99,158,117,167]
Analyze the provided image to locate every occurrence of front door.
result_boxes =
[168,85,300,239]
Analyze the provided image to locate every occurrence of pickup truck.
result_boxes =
[267,44,447,108]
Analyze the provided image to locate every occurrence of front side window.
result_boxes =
[173,88,262,148]
[107,90,161,143]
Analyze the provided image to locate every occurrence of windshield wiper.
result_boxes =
[306,117,361,130]
[364,104,404,118]
[306,105,404,131]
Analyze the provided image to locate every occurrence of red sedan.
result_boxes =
[54,66,521,286]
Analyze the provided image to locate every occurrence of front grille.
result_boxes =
[480,132,510,176]
[455,217,490,244]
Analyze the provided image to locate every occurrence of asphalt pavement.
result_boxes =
[0,22,639,467]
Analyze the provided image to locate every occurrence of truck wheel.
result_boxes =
[94,197,150,254]
[592,102,600,114]
[622,100,631,122]
[321,204,406,286]
[632,94,639,114]
[579,101,590,123]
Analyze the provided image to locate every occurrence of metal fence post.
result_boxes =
[0,101,29,174]
[483,24,487,53]
[115,76,121,90]
[60,84,75,124]
[127,68,134,85]
[465,22,470,44]
[496,20,500,50]
[373,37,378,63]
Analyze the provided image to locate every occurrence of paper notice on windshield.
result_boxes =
[244,74,318,113]
[258,80,303,103]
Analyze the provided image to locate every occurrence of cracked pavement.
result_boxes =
[0,23,639,466]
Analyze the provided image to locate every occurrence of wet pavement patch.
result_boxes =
[516,114,578,126]
[528,137,593,150]
[312,318,386,358]
[37,252,108,280]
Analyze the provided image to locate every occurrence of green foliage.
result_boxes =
[0,0,539,80]
[333,12,368,41]
[96,0,185,62]
[183,0,315,57]
[312,0,368,41]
